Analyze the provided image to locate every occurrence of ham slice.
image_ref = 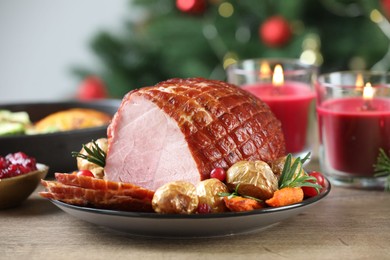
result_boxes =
[104,78,286,191]
[40,173,154,212]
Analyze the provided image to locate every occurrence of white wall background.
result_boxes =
[0,0,129,103]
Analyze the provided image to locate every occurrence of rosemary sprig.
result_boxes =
[373,148,390,192]
[71,140,106,168]
[218,184,263,203]
[279,153,322,192]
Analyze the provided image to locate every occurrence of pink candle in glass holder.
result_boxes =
[242,65,316,154]
[316,71,390,189]
[317,83,390,176]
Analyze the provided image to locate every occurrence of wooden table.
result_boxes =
[1,160,390,260]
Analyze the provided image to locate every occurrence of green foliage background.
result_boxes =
[72,0,389,97]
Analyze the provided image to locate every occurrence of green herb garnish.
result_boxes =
[373,148,390,192]
[71,140,106,168]
[279,153,322,192]
[218,184,263,203]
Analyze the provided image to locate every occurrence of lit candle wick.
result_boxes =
[259,62,272,79]
[362,82,376,111]
[272,64,284,87]
[355,73,364,91]
[270,64,284,95]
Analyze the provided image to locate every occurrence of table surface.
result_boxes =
[1,159,390,260]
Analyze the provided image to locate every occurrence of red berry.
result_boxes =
[7,164,20,177]
[76,170,95,178]
[197,203,211,214]
[0,169,7,178]
[0,152,37,179]
[6,152,27,165]
[210,167,226,182]
[302,171,326,197]
[0,157,9,169]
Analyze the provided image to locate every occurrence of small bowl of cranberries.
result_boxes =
[0,152,49,209]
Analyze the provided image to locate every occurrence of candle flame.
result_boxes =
[363,82,375,100]
[355,73,364,90]
[272,64,284,87]
[259,62,272,78]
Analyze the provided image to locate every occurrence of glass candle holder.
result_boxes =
[316,71,390,189]
[226,58,318,158]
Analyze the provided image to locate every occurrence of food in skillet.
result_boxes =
[39,78,325,213]
[30,108,111,134]
[0,110,30,136]
[0,108,111,136]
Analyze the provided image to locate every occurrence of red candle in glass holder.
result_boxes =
[317,83,390,176]
[242,65,315,154]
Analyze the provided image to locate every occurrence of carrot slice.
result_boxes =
[265,187,304,207]
[223,196,263,212]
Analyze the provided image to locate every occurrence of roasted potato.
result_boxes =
[226,160,278,200]
[196,178,229,213]
[152,181,199,214]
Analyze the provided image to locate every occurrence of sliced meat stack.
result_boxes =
[40,173,155,212]
[104,78,286,191]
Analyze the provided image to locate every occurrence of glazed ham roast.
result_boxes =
[104,78,286,191]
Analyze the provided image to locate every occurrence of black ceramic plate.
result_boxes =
[49,179,331,238]
[0,100,121,174]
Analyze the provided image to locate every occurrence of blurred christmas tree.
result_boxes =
[72,0,390,98]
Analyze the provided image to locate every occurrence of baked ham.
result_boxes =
[104,78,285,191]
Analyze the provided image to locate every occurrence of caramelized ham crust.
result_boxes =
[104,78,286,190]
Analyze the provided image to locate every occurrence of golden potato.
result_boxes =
[152,181,199,214]
[226,160,278,200]
[196,179,229,213]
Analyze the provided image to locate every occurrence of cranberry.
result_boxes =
[6,152,27,164]
[0,169,7,179]
[0,157,9,169]
[210,167,226,182]
[8,164,19,176]
[197,203,212,214]
[0,152,38,179]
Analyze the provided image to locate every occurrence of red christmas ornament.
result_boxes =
[259,16,292,48]
[76,76,108,100]
[176,0,207,15]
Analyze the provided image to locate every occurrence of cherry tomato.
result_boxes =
[309,171,326,187]
[302,171,325,197]
[76,170,95,177]
[210,167,226,182]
